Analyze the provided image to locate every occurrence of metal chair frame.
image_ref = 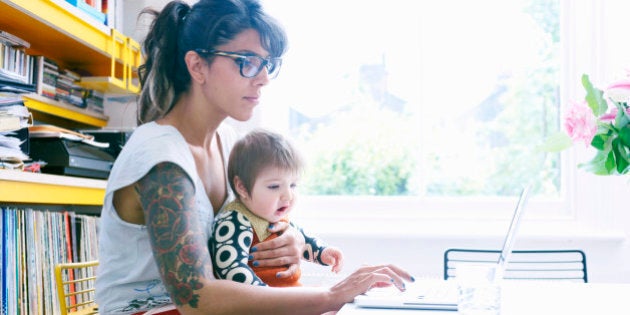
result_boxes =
[444,249,588,283]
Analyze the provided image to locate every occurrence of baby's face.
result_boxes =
[242,166,299,223]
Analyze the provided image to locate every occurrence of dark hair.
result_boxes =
[137,0,287,124]
[228,129,304,198]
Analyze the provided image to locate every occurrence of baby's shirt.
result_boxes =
[210,200,330,287]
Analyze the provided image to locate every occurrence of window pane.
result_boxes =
[264,0,560,198]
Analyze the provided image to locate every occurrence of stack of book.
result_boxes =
[37,57,58,100]
[0,208,99,314]
[56,69,85,108]
[84,89,104,114]
[0,94,30,170]
[0,30,36,93]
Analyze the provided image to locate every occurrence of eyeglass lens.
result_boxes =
[240,56,281,78]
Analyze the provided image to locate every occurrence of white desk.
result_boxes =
[339,281,630,315]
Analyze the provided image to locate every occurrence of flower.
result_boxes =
[541,74,630,175]
[564,101,597,147]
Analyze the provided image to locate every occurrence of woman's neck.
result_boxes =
[160,94,224,148]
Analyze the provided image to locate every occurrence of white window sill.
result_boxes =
[293,214,626,244]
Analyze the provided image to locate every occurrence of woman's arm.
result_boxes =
[137,162,413,315]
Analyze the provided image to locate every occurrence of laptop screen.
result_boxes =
[496,185,531,277]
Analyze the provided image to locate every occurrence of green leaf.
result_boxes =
[612,138,629,174]
[579,150,613,175]
[537,132,573,152]
[619,125,630,147]
[582,74,608,116]
[615,103,630,128]
[605,150,616,173]
[590,133,608,151]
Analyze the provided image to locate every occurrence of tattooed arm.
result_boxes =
[136,162,213,308]
[135,162,411,315]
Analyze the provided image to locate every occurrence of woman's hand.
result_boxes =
[328,264,415,307]
[250,221,305,278]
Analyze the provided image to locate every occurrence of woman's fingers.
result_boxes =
[329,264,415,302]
[250,226,304,264]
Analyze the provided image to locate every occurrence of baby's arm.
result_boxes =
[293,222,344,272]
[210,210,267,286]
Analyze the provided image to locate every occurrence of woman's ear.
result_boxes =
[184,50,206,84]
[234,176,250,200]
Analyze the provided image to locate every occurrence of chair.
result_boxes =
[54,260,99,315]
[444,249,587,283]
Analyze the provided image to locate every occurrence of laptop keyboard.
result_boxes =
[364,279,458,303]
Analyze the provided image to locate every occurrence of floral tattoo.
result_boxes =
[136,162,212,308]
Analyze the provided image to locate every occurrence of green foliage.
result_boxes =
[582,74,607,116]
[298,108,418,196]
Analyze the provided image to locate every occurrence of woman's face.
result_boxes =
[204,29,272,122]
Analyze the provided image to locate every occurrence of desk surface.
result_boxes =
[340,281,630,315]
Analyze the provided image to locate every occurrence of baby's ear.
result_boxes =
[234,176,250,199]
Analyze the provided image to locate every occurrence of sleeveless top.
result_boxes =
[96,122,238,314]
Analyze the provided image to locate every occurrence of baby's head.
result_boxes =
[228,129,304,201]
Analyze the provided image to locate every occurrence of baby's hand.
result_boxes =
[321,247,344,273]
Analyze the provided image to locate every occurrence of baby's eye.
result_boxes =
[267,184,280,190]
[290,183,298,189]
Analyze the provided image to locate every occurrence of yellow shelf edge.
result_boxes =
[7,0,111,56]
[0,181,105,205]
[79,76,132,95]
[0,171,106,205]
[23,94,108,127]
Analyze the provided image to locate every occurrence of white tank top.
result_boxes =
[95,122,237,314]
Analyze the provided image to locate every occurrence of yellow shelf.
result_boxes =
[79,76,130,95]
[22,93,108,127]
[0,0,141,94]
[0,171,106,205]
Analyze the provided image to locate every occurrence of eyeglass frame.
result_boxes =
[194,49,282,79]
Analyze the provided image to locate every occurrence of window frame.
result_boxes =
[239,0,624,234]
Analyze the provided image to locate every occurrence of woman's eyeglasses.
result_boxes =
[194,49,282,79]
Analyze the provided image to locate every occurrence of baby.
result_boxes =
[210,129,343,287]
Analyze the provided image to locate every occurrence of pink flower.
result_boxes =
[564,101,597,147]
[606,79,630,103]
[600,107,630,123]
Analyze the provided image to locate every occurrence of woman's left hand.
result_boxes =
[249,221,305,278]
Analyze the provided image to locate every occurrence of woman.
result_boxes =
[95,0,413,314]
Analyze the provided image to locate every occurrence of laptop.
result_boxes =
[353,185,532,311]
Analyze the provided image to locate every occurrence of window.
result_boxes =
[251,0,624,225]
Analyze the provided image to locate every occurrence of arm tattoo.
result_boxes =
[136,162,212,309]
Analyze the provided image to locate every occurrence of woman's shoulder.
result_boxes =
[131,122,183,143]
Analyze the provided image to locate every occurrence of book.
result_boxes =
[0,32,32,85]
[0,31,30,49]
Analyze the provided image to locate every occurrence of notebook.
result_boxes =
[353,185,532,311]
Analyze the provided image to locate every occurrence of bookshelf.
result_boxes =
[1,0,136,313]
[0,0,141,126]
[0,0,141,94]
[0,0,137,203]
